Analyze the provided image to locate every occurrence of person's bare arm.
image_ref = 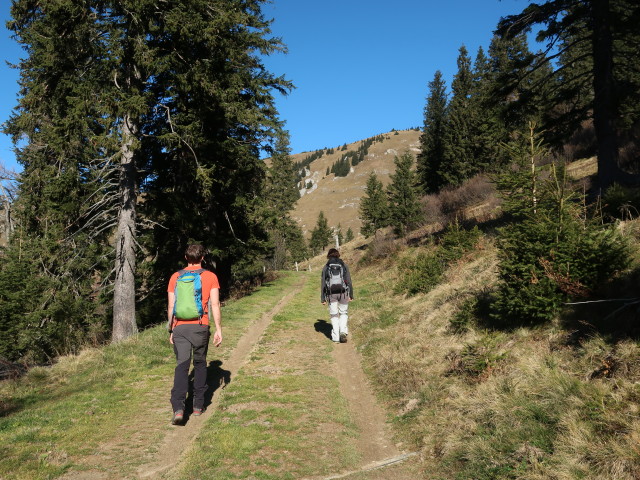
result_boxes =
[168,291,175,344]
[209,288,222,347]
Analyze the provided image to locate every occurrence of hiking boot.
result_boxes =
[193,407,204,416]
[171,410,184,425]
[339,333,348,343]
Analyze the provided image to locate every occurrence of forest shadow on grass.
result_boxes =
[557,264,640,345]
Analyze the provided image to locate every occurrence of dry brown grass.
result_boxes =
[349,217,640,479]
[567,155,598,180]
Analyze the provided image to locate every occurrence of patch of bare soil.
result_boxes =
[57,278,305,480]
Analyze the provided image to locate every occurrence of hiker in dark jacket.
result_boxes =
[321,248,354,343]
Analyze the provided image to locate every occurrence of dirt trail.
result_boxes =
[59,273,418,479]
[136,279,306,479]
[327,343,419,479]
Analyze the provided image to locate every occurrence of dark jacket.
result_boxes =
[320,258,354,303]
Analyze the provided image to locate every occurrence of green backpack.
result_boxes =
[173,269,205,320]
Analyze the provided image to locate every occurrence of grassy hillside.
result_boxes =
[339,217,640,479]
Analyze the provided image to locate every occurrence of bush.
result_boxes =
[420,175,497,229]
[449,297,479,333]
[395,224,481,296]
[439,223,481,262]
[493,131,632,325]
[421,194,445,227]
[395,251,446,296]
[493,194,631,325]
[445,334,508,380]
[359,234,400,266]
[602,183,640,221]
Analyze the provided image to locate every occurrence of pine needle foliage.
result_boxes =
[2,0,291,359]
[387,152,424,237]
[309,211,332,255]
[263,135,307,269]
[359,173,390,238]
[492,126,631,325]
[417,70,448,194]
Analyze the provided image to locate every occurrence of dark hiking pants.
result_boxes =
[170,324,210,412]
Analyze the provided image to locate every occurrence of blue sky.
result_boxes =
[261,0,532,155]
[0,0,531,172]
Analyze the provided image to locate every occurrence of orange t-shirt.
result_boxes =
[168,266,220,327]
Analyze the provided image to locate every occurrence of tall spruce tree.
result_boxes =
[2,1,115,359]
[359,173,390,237]
[441,46,477,188]
[263,134,305,270]
[417,70,448,194]
[387,153,424,237]
[469,45,501,170]
[496,0,640,192]
[4,0,291,356]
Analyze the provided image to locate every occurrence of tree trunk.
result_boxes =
[0,202,10,246]
[0,183,14,245]
[112,114,138,342]
[591,0,618,193]
[590,0,640,191]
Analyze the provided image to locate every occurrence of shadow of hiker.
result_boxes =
[184,360,231,421]
[204,360,231,408]
[314,319,332,340]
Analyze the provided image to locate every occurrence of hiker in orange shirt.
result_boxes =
[167,244,222,425]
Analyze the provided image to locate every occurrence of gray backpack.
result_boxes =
[325,261,347,295]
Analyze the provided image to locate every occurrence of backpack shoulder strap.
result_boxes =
[178,268,205,277]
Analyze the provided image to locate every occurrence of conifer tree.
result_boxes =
[493,125,630,324]
[265,135,300,215]
[309,211,332,255]
[470,45,503,169]
[359,173,390,237]
[496,0,640,191]
[3,0,291,354]
[345,227,354,243]
[441,46,477,188]
[387,153,424,237]
[335,223,344,246]
[263,134,304,270]
[2,1,116,358]
[417,70,448,194]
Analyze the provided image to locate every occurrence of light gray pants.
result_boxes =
[328,293,349,342]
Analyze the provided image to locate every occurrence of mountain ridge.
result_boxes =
[290,128,422,239]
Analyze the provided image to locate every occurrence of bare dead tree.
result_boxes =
[0,164,19,245]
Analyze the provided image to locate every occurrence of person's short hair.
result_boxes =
[185,244,207,263]
[327,248,340,259]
